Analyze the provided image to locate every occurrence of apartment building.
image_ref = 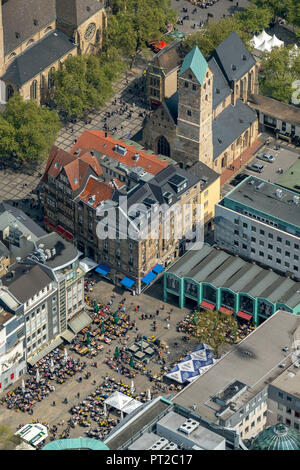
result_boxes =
[42,131,220,293]
[214,176,300,280]
[0,288,26,390]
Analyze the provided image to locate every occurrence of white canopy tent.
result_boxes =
[255,30,272,46]
[257,39,272,52]
[268,34,284,48]
[104,391,142,415]
[15,423,48,447]
[79,257,98,273]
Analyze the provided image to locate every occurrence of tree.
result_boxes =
[235,5,273,33]
[259,45,300,103]
[103,0,176,64]
[181,15,251,58]
[53,54,114,119]
[0,94,60,163]
[192,310,238,358]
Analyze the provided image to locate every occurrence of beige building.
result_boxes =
[0,0,108,104]
[143,32,259,178]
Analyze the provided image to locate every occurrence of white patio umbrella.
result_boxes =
[64,348,68,363]
[103,402,107,417]
[50,358,54,373]
[130,380,135,395]
[21,379,25,393]
[147,389,151,401]
[36,369,40,384]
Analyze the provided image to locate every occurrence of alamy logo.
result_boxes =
[291,80,300,105]
[95,197,205,250]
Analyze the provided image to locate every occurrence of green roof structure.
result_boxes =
[42,437,109,451]
[178,45,208,85]
[250,423,300,450]
[276,159,300,194]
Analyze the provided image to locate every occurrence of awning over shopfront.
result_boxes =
[65,231,73,240]
[120,276,135,289]
[68,311,92,334]
[141,271,157,285]
[27,336,64,366]
[219,306,234,316]
[57,226,65,235]
[237,311,253,321]
[95,264,111,276]
[60,329,76,343]
[152,264,164,274]
[200,300,216,311]
[79,257,98,273]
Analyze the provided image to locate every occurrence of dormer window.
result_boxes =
[15,32,20,39]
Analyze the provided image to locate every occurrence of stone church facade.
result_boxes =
[0,0,108,105]
[143,32,259,176]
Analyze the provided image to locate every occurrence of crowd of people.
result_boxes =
[1,349,87,413]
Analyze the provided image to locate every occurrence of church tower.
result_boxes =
[173,45,213,168]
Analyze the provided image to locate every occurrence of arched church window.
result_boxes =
[157,135,170,157]
[30,80,37,99]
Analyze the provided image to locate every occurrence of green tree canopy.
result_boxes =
[0,94,60,163]
[104,0,176,59]
[53,54,115,119]
[192,310,238,358]
[252,0,300,28]
[259,45,300,103]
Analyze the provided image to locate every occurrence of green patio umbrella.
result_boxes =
[114,311,119,324]
[129,355,135,368]
[192,312,198,325]
[86,331,91,346]
[94,300,99,313]
[114,346,120,360]
[100,322,105,334]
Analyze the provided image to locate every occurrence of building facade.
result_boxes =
[0,0,108,104]
[214,176,300,280]
[143,32,259,176]
[42,131,220,293]
[163,244,300,325]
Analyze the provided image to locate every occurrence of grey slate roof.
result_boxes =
[212,31,256,84]
[187,161,219,188]
[2,0,56,55]
[0,203,46,239]
[1,263,52,303]
[223,175,300,229]
[167,244,300,309]
[2,30,76,86]
[56,0,103,27]
[212,99,257,160]
[208,57,232,109]
[0,241,9,258]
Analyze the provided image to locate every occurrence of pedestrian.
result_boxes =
[167,323,170,330]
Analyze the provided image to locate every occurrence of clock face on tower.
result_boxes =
[84,22,96,41]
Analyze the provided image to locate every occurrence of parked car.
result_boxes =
[248,162,264,173]
[257,153,275,163]
[230,173,249,186]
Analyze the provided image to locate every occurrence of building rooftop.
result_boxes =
[212,31,256,84]
[223,175,300,229]
[1,264,52,304]
[208,57,231,109]
[2,29,76,86]
[212,100,258,160]
[166,244,300,308]
[270,362,300,399]
[187,161,220,189]
[2,0,56,55]
[173,311,300,422]
[249,93,300,127]
[150,39,182,76]
[276,159,300,194]
[33,232,79,270]
[0,203,46,240]
[178,45,208,85]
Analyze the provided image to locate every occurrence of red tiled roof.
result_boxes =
[78,177,114,208]
[43,145,76,182]
[70,130,169,175]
